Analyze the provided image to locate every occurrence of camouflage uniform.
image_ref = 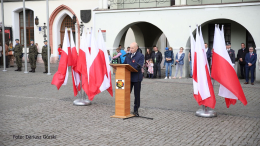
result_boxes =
[29,44,37,69]
[42,45,51,72]
[14,43,23,70]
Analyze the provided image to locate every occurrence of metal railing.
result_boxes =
[186,0,260,5]
[108,0,172,9]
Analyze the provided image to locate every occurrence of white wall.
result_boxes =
[94,2,260,80]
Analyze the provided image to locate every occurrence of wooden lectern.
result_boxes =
[110,64,138,119]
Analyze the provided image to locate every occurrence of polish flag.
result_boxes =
[193,26,216,109]
[97,29,113,97]
[199,26,210,72]
[51,27,70,89]
[77,28,91,97]
[211,25,247,108]
[70,29,81,96]
[87,28,107,100]
[189,27,198,96]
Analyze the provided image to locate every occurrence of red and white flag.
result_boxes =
[199,26,210,72]
[51,27,70,89]
[189,27,198,96]
[87,28,107,100]
[70,30,81,96]
[97,29,113,97]
[77,28,90,96]
[193,26,216,109]
[211,25,247,108]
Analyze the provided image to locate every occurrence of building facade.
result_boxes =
[1,0,260,81]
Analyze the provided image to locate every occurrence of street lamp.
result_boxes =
[35,16,47,40]
[72,15,84,36]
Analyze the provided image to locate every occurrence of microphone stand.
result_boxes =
[123,53,153,120]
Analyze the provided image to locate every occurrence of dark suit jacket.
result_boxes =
[228,49,236,64]
[151,51,162,64]
[237,48,249,65]
[123,51,144,82]
[206,48,211,60]
[245,52,257,67]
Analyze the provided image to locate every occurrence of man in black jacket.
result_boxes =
[151,46,162,78]
[237,43,249,79]
[226,42,235,64]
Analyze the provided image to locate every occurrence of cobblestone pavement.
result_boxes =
[0,63,259,146]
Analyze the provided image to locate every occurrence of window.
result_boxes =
[19,10,34,46]
[208,23,231,49]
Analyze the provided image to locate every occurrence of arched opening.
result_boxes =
[114,21,170,55]
[60,15,75,45]
[186,18,256,78]
[49,5,80,63]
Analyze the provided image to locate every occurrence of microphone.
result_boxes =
[123,53,130,57]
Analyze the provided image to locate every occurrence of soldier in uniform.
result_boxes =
[226,42,235,64]
[14,39,23,71]
[42,40,51,73]
[29,39,37,73]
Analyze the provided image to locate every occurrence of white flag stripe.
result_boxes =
[62,27,70,85]
[199,26,210,73]
[98,28,111,92]
[196,26,210,100]
[189,27,198,95]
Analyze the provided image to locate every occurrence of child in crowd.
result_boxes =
[147,59,154,78]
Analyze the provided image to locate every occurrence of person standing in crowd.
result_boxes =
[107,50,111,62]
[205,43,211,67]
[58,44,62,61]
[188,50,192,78]
[237,43,249,79]
[226,42,235,64]
[28,39,37,73]
[8,43,15,67]
[112,48,122,63]
[173,47,185,79]
[126,47,130,53]
[147,59,154,78]
[2,42,9,68]
[120,45,127,63]
[118,45,122,50]
[14,39,23,71]
[42,40,51,73]
[244,47,257,85]
[162,47,167,68]
[145,48,152,78]
[164,47,174,79]
[123,42,144,117]
[137,45,143,54]
[151,46,162,78]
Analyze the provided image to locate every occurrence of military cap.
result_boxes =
[15,39,19,41]
[44,40,48,42]
[226,42,231,46]
[30,39,34,41]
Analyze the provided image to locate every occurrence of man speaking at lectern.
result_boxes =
[123,42,144,117]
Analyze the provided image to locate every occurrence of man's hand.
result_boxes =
[239,58,243,62]
[248,63,252,66]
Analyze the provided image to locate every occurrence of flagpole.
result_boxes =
[23,0,28,73]
[46,0,51,75]
[194,24,217,118]
[73,75,91,106]
[1,0,7,72]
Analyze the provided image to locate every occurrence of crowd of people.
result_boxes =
[109,43,257,84]
[0,41,257,84]
[0,39,51,73]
